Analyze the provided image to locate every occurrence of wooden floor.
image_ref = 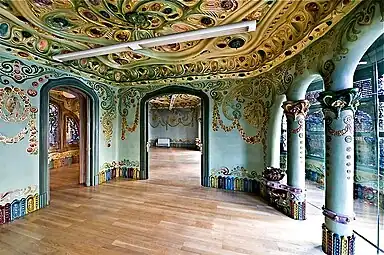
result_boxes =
[0,148,380,254]
[50,163,82,191]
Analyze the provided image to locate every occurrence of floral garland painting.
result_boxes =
[0,86,38,154]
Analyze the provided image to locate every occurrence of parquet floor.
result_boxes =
[1,148,378,254]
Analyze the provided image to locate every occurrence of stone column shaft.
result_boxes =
[282,100,310,188]
[318,88,360,255]
[282,100,310,220]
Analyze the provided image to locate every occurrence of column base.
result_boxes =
[260,178,306,220]
[322,224,355,255]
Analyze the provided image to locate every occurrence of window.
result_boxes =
[49,103,59,150]
[65,115,79,145]
[48,97,80,152]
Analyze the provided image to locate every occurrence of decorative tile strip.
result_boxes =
[48,150,80,169]
[0,192,39,225]
[322,224,355,255]
[98,160,140,185]
[322,206,355,224]
[205,175,260,193]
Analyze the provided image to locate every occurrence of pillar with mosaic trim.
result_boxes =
[318,88,360,255]
[281,99,310,220]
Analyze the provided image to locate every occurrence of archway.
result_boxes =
[140,86,209,186]
[39,78,100,208]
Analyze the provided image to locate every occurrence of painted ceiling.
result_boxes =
[0,0,360,86]
[149,94,200,109]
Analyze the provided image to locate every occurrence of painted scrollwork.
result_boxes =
[325,115,354,136]
[290,118,305,134]
[89,81,116,147]
[0,59,48,84]
[318,88,360,119]
[210,165,258,180]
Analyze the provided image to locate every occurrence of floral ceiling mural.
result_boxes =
[0,0,360,85]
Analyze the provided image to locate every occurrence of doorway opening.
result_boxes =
[39,78,99,208]
[48,88,85,191]
[140,86,209,186]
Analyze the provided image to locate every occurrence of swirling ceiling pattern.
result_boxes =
[0,0,360,85]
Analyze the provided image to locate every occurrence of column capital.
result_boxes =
[318,88,360,119]
[282,100,310,120]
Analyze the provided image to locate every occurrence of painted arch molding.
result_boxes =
[0,0,362,85]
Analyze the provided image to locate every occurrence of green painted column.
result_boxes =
[318,88,360,255]
[282,100,310,220]
[282,100,310,187]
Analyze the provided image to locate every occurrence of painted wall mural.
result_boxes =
[149,108,199,147]
[149,108,197,129]
[0,52,119,224]
[0,57,117,148]
[120,78,273,144]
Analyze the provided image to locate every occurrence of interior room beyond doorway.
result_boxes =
[147,94,202,186]
[48,89,83,191]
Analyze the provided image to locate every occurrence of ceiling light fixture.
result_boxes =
[358,61,368,65]
[62,91,76,99]
[52,20,257,62]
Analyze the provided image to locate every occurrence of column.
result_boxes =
[282,99,310,220]
[318,88,360,255]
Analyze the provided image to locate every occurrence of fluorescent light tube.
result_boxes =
[53,20,256,62]
[358,61,367,65]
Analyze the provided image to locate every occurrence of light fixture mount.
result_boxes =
[52,20,257,62]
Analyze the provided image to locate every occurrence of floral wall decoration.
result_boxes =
[0,58,63,154]
[88,81,117,147]
[118,85,165,140]
[0,86,38,153]
[0,55,118,150]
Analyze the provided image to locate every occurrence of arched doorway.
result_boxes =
[140,86,209,186]
[39,78,99,208]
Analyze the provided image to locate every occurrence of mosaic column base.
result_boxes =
[289,199,306,220]
[260,178,306,220]
[322,224,355,255]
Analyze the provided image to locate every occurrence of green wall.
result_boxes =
[0,52,119,207]
[116,79,271,182]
